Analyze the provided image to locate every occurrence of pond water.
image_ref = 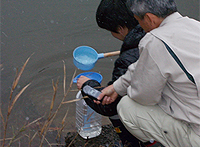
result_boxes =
[1,0,199,146]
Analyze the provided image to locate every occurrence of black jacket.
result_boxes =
[81,25,145,116]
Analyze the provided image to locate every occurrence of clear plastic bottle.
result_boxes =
[76,91,102,139]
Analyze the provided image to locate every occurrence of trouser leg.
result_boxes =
[117,95,200,147]
[109,115,145,147]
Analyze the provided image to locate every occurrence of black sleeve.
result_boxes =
[80,80,120,116]
[81,79,101,89]
[108,48,139,85]
[83,94,121,116]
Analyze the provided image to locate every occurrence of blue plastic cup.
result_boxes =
[73,72,103,83]
[73,46,104,71]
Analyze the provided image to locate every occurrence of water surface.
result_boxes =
[1,0,199,146]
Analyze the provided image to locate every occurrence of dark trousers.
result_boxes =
[109,117,145,147]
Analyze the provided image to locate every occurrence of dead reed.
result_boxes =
[1,56,31,147]
[0,56,82,147]
[0,55,106,147]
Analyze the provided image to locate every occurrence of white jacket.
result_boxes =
[113,12,200,136]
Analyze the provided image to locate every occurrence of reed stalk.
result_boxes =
[48,78,59,121]
[1,57,88,146]
[55,108,69,140]
[39,61,77,147]
[2,56,31,147]
[67,132,79,147]
[28,131,38,147]
[5,112,43,146]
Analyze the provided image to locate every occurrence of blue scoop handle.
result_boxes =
[98,53,104,59]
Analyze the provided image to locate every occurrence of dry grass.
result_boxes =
[0,56,91,147]
[1,56,31,147]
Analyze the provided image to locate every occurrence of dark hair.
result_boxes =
[96,0,139,33]
[127,0,177,19]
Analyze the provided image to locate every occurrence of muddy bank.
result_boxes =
[65,124,123,147]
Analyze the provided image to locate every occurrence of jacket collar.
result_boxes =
[121,24,146,53]
[160,12,183,27]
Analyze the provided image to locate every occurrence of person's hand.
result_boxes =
[77,76,90,89]
[95,85,118,105]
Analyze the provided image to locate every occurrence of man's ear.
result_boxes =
[118,26,124,34]
[144,13,155,25]
[145,13,163,28]
[118,26,128,37]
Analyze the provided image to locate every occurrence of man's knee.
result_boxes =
[117,95,137,124]
[117,95,132,113]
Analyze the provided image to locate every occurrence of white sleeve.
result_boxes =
[114,34,167,105]
[113,61,138,96]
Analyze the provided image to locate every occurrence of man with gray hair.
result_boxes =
[96,0,200,146]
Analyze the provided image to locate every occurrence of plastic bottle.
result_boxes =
[76,91,102,139]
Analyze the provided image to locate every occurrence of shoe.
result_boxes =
[144,141,164,147]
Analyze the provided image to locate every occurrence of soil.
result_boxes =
[65,124,123,147]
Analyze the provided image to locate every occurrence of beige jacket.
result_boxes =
[113,12,200,136]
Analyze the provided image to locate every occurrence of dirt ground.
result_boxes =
[65,124,123,147]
